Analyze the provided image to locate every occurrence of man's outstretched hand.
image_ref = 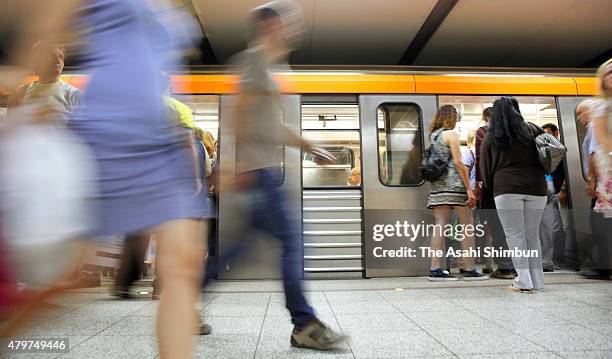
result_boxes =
[310,146,336,165]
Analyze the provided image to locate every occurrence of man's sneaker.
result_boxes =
[197,323,212,336]
[491,269,515,279]
[459,269,489,281]
[543,266,555,273]
[290,319,346,350]
[428,268,458,282]
[110,289,133,299]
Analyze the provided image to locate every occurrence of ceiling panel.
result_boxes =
[192,0,610,68]
[308,0,436,64]
[192,0,436,65]
[191,0,294,64]
[500,0,612,67]
[413,0,580,66]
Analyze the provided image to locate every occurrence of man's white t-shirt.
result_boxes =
[23,79,81,123]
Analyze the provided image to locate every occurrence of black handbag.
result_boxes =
[527,122,567,174]
[419,130,449,182]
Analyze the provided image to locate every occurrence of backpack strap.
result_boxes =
[468,148,475,171]
[431,128,449,142]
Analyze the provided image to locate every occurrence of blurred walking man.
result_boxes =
[221,1,345,350]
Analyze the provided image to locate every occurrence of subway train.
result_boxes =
[0,69,600,279]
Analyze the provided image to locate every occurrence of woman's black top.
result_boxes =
[479,123,547,197]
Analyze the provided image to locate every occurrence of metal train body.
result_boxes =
[1,70,599,279]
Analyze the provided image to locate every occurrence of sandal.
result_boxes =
[506,284,533,294]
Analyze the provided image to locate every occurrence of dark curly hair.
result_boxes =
[487,96,531,148]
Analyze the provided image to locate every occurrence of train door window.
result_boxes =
[377,103,423,186]
[302,104,361,187]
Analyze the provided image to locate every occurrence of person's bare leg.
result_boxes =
[431,206,452,270]
[155,219,205,359]
[455,206,476,270]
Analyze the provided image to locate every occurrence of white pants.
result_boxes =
[495,194,547,290]
[540,195,562,268]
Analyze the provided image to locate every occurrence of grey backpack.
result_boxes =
[528,122,567,174]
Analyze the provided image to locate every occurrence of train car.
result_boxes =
[0,69,599,279]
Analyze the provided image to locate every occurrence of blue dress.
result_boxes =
[70,0,209,235]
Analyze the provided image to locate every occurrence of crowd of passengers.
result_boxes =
[0,0,610,356]
[423,60,612,293]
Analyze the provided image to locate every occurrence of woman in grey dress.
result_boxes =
[426,105,487,281]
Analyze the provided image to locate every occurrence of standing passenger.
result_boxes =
[426,105,488,281]
[461,130,477,192]
[480,97,547,293]
[539,123,573,271]
[220,2,345,350]
[576,99,606,279]
[585,59,612,278]
[7,42,80,123]
[475,108,516,279]
[347,167,361,186]
[463,130,493,273]
[194,127,212,178]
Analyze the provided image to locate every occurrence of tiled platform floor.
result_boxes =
[7,273,612,358]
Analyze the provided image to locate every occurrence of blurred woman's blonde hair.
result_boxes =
[597,58,612,99]
[194,128,216,158]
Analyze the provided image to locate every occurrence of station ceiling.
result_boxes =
[190,0,612,68]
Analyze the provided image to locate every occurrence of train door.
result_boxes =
[180,94,220,278]
[557,96,593,266]
[360,95,437,277]
[301,97,363,278]
[216,95,302,279]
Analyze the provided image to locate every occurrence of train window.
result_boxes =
[302,104,361,187]
[302,104,359,130]
[377,103,423,186]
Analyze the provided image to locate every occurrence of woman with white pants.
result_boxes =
[480,97,547,293]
